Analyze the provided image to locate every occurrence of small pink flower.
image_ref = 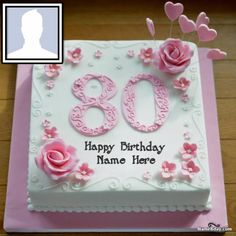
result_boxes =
[181,160,200,179]
[44,64,61,78]
[127,50,135,58]
[43,127,58,140]
[74,163,94,183]
[42,119,51,128]
[183,132,191,140]
[161,161,176,179]
[153,38,193,74]
[139,48,153,64]
[35,139,78,180]
[67,48,83,64]
[46,80,55,89]
[173,77,190,91]
[94,50,103,58]
[143,171,152,181]
[179,142,197,161]
[181,93,189,103]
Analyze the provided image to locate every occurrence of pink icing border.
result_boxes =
[122,73,169,132]
[70,74,118,136]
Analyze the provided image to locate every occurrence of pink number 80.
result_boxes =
[70,73,169,136]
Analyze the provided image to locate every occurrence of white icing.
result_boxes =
[28,40,211,212]
[27,195,211,213]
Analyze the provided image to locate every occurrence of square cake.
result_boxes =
[27,40,211,212]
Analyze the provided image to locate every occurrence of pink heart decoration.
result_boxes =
[146,18,155,37]
[196,12,210,29]
[207,49,227,60]
[178,15,196,33]
[197,24,217,42]
[164,1,184,21]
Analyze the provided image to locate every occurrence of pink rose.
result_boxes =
[44,64,61,78]
[139,48,153,64]
[179,142,197,161]
[172,77,190,91]
[181,160,200,179]
[67,48,83,64]
[74,163,94,183]
[35,139,78,180]
[161,161,176,179]
[154,38,193,74]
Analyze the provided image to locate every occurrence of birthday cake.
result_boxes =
[27,2,226,212]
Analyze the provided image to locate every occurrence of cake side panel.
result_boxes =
[29,188,210,212]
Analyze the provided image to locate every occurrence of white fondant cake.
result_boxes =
[28,40,211,212]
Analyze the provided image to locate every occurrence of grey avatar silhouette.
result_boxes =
[8,9,57,58]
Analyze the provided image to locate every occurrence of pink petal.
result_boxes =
[50,172,70,181]
[193,165,200,173]
[183,142,191,150]
[35,155,44,169]
[181,153,193,161]
[168,163,176,171]
[42,139,66,154]
[182,161,188,169]
[162,161,168,169]
[80,162,89,170]
[66,145,77,155]
[161,171,171,178]
[190,143,197,151]
[87,168,95,175]
[186,160,195,169]
[43,155,69,173]
[179,147,186,155]
[181,169,188,175]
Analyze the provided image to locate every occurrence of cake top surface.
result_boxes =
[29,39,210,194]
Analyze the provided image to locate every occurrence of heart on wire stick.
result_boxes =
[196,12,210,29]
[146,18,155,37]
[207,48,227,60]
[197,24,217,42]
[164,1,184,21]
[178,15,196,33]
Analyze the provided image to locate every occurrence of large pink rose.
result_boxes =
[154,38,193,74]
[35,139,78,180]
